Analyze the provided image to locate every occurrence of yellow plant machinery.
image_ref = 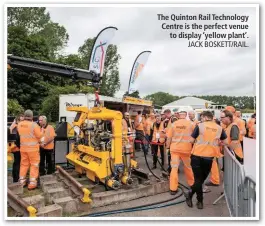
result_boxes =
[66,106,138,190]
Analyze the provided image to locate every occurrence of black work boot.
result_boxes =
[196,201,203,209]
[170,190,177,195]
[184,190,193,208]
[151,165,157,170]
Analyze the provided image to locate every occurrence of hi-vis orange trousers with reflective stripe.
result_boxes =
[20,151,40,181]
[210,158,220,185]
[170,152,194,191]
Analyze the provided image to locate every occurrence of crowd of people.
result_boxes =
[8,106,256,207]
[9,110,56,190]
[122,106,256,209]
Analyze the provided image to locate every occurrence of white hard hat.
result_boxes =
[177,108,187,114]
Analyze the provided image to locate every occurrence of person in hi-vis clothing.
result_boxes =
[166,109,195,195]
[16,110,43,190]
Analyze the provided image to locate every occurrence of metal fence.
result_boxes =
[223,146,256,217]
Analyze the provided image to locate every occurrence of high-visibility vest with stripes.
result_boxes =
[17,121,42,152]
[42,125,56,150]
[170,119,194,154]
[192,121,222,157]
[152,122,166,144]
[225,123,243,159]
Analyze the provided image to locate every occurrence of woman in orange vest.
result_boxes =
[150,115,166,169]
[9,114,24,182]
[184,111,228,209]
[221,110,244,163]
[39,115,56,175]
[166,110,195,195]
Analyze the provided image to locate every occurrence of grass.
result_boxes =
[20,187,43,198]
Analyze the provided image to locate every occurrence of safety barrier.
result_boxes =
[223,146,256,217]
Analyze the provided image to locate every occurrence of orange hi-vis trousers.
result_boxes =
[170,152,194,192]
[19,151,40,183]
[210,158,220,185]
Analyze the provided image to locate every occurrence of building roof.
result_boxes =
[163,96,215,107]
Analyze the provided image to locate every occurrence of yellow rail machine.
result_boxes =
[66,106,138,190]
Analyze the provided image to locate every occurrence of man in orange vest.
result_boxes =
[39,115,56,175]
[184,111,228,209]
[235,110,246,148]
[188,111,199,126]
[122,112,134,158]
[150,115,166,169]
[134,111,145,152]
[221,110,244,163]
[225,106,246,149]
[247,113,256,138]
[9,114,24,182]
[145,112,156,141]
[166,110,195,195]
[16,110,43,190]
[163,109,174,173]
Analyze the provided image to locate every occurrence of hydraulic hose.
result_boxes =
[81,185,186,217]
[136,133,168,180]
[80,134,191,217]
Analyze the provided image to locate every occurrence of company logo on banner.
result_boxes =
[128,51,151,94]
[88,27,118,77]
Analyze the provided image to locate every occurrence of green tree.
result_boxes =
[144,92,179,107]
[7,7,68,58]
[7,7,69,112]
[40,85,94,122]
[123,90,140,98]
[8,99,24,116]
[78,38,121,97]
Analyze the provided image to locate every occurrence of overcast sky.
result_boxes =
[47,6,257,98]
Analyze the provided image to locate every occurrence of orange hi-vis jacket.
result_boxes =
[152,122,166,144]
[134,115,144,131]
[234,117,246,142]
[145,117,156,136]
[192,121,222,158]
[164,117,174,137]
[17,120,43,152]
[168,119,194,154]
[247,118,255,138]
[225,122,243,159]
[42,125,56,150]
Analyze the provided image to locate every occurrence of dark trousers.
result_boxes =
[135,130,145,151]
[190,155,213,202]
[167,152,171,173]
[40,148,54,175]
[12,151,21,182]
[151,144,164,167]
